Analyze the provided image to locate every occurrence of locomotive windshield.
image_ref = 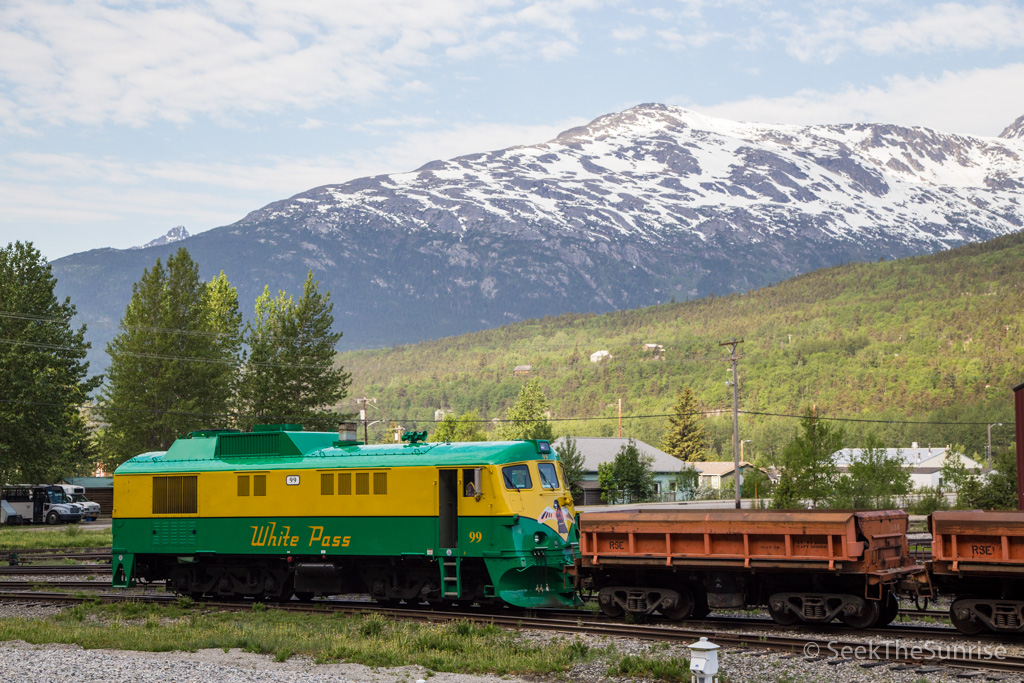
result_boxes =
[537,462,559,489]
[502,464,533,490]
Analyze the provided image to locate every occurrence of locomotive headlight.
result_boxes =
[533,531,547,545]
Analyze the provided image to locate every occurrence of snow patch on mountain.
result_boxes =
[132,226,191,250]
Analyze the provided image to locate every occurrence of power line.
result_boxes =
[0,397,1003,428]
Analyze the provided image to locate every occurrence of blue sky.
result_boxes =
[3,0,1024,261]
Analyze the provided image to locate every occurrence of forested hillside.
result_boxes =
[339,232,1024,464]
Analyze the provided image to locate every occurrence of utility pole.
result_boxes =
[720,338,744,509]
[618,398,622,438]
[354,397,376,444]
[988,423,1003,469]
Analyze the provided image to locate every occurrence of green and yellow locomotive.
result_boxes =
[112,424,580,609]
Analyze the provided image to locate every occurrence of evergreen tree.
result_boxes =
[598,438,656,503]
[771,407,844,509]
[661,386,708,461]
[839,434,911,508]
[235,271,350,430]
[0,241,100,483]
[100,249,241,464]
[554,435,586,500]
[431,411,487,442]
[497,379,553,441]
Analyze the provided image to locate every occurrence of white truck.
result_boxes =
[59,484,101,521]
[1,485,82,525]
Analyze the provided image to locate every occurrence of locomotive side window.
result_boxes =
[339,473,352,495]
[253,475,267,496]
[537,462,559,489]
[237,475,250,496]
[373,472,388,495]
[356,472,370,495]
[153,475,198,514]
[502,464,533,490]
[321,473,334,495]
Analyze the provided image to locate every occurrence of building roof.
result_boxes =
[833,446,976,468]
[552,437,686,473]
[58,476,113,488]
[692,460,755,476]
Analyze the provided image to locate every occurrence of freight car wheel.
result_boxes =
[877,595,900,627]
[768,602,799,626]
[839,601,880,629]
[660,587,695,621]
[597,590,624,618]
[950,602,987,635]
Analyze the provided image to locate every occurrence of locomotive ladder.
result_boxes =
[441,557,461,598]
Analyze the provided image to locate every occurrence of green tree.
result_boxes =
[772,407,844,509]
[431,411,487,442]
[837,434,912,508]
[739,466,773,501]
[661,387,708,462]
[959,447,1018,509]
[100,249,241,464]
[497,379,553,441]
[598,438,656,503]
[0,241,100,483]
[235,271,351,430]
[674,466,700,501]
[555,436,586,501]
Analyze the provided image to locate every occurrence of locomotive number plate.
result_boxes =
[285,475,300,486]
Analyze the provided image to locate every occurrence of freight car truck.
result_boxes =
[578,508,930,629]
[929,510,1024,634]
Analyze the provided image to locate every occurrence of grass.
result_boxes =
[0,601,664,679]
[0,526,112,550]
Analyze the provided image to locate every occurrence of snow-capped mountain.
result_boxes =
[131,226,191,250]
[53,103,1024,365]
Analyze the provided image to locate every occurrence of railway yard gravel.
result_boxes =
[1,600,1020,683]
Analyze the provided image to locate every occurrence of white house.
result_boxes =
[832,443,981,489]
[691,460,758,490]
[551,437,692,505]
[589,350,612,363]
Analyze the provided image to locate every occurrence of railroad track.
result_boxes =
[0,564,110,575]
[0,588,1018,677]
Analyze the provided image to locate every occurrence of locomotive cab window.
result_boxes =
[537,462,560,490]
[502,464,533,490]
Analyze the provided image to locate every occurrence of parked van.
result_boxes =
[58,484,101,521]
[0,485,82,525]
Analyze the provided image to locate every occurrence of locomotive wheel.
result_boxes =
[840,601,880,629]
[950,602,987,635]
[768,602,799,626]
[660,586,695,621]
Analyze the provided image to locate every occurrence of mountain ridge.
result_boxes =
[51,103,1024,373]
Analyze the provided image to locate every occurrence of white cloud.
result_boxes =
[687,62,1024,136]
[857,3,1024,54]
[611,26,646,41]
[779,3,1024,63]
[0,0,594,130]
